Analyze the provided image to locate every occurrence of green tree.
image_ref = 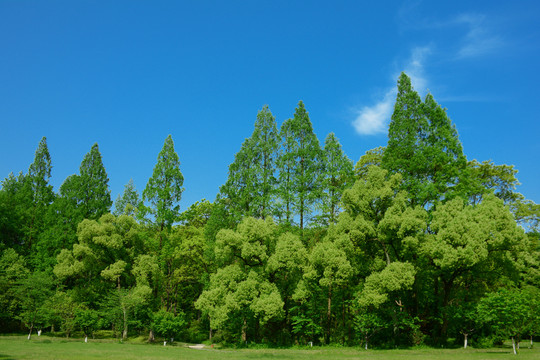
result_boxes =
[142,135,184,245]
[196,217,283,343]
[0,248,29,329]
[79,143,112,219]
[382,73,466,207]
[217,105,279,222]
[15,271,54,339]
[250,105,279,219]
[277,101,323,229]
[26,137,55,250]
[478,288,530,354]
[114,179,140,216]
[421,195,527,339]
[217,137,257,222]
[152,309,186,342]
[321,132,354,224]
[0,172,31,252]
[354,146,385,179]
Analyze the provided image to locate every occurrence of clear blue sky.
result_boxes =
[1,0,539,208]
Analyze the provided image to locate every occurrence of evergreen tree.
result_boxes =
[277,101,323,229]
[114,179,140,216]
[142,135,184,234]
[382,72,466,207]
[79,143,112,219]
[321,132,354,224]
[276,118,296,225]
[217,137,257,221]
[250,105,279,219]
[28,137,54,209]
[217,105,279,222]
[27,137,55,258]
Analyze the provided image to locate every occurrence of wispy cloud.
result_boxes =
[352,47,429,136]
[352,89,395,135]
[454,14,504,59]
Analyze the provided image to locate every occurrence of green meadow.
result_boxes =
[1,336,538,360]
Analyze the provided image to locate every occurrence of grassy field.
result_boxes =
[0,335,538,360]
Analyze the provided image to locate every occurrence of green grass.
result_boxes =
[0,335,538,360]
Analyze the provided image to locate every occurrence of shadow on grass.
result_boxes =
[0,354,16,360]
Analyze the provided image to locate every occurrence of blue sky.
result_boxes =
[1,0,539,208]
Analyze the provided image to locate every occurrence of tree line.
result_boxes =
[1,73,539,352]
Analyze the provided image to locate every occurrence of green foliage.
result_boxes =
[15,271,54,335]
[277,101,324,229]
[320,133,354,224]
[1,81,538,349]
[114,179,140,217]
[382,73,466,207]
[79,143,112,219]
[152,309,186,339]
[354,147,385,179]
[143,135,184,230]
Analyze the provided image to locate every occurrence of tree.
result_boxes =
[382,73,466,207]
[26,137,55,249]
[277,101,323,229]
[304,240,353,344]
[0,172,31,253]
[421,195,527,339]
[217,137,257,222]
[152,309,186,342]
[250,105,280,219]
[321,132,354,224]
[196,217,283,343]
[142,135,184,246]
[74,307,99,341]
[478,288,530,354]
[354,146,385,179]
[79,143,112,219]
[217,105,279,222]
[114,179,140,216]
[0,248,29,329]
[15,271,54,339]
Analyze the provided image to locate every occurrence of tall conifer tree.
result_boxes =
[277,101,323,229]
[79,143,112,219]
[143,135,184,233]
[382,72,466,207]
[250,105,279,219]
[217,105,279,222]
[321,133,354,224]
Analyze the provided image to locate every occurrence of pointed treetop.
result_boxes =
[28,136,54,206]
[143,134,184,229]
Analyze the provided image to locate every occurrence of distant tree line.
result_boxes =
[1,73,539,352]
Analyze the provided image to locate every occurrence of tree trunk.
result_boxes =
[148,329,155,342]
[27,323,33,340]
[209,328,212,342]
[327,285,332,344]
[122,308,128,340]
[512,337,517,355]
[365,335,368,350]
[464,333,468,349]
[241,317,247,343]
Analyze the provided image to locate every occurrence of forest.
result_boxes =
[1,72,539,352]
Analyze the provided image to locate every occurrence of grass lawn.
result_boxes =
[0,335,538,360]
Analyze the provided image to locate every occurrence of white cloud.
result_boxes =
[352,47,430,136]
[352,89,395,135]
[456,15,503,59]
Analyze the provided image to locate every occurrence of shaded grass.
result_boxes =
[0,335,538,359]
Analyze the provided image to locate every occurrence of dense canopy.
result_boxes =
[1,73,538,350]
